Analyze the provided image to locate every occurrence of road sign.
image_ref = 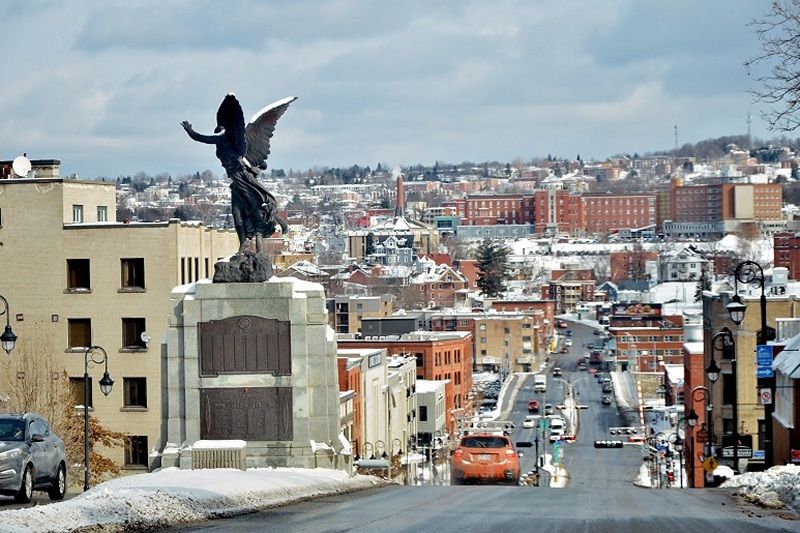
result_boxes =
[760,388,773,405]
[696,429,709,443]
[703,457,719,473]
[757,366,774,378]
[721,446,752,459]
[756,345,773,366]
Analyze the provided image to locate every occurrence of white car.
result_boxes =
[564,338,573,347]
[522,415,538,429]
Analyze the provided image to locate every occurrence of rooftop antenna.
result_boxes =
[11,155,31,178]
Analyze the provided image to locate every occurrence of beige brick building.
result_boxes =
[0,171,238,471]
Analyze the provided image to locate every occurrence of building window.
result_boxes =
[122,318,147,349]
[72,205,84,223]
[121,258,145,289]
[69,377,92,408]
[125,436,149,467]
[66,259,91,290]
[419,406,428,422]
[68,318,91,349]
[123,378,147,408]
[97,206,108,222]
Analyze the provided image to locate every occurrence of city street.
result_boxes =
[508,318,643,487]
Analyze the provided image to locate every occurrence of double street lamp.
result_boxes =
[83,345,114,492]
[0,294,18,354]
[726,260,774,469]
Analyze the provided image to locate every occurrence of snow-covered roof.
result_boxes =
[774,334,800,378]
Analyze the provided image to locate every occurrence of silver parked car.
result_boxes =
[0,413,66,502]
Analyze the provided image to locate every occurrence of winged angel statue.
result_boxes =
[181,94,296,253]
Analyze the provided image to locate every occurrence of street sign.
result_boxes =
[756,345,773,366]
[721,446,752,459]
[752,450,765,460]
[702,457,719,473]
[756,345,774,378]
[757,366,774,378]
[760,388,773,405]
[696,429,709,443]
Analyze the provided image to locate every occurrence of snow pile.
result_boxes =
[0,468,384,533]
[722,464,800,510]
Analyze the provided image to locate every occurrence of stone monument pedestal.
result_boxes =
[160,277,343,470]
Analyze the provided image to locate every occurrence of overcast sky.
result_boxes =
[0,1,771,179]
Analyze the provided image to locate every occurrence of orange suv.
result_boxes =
[451,434,521,485]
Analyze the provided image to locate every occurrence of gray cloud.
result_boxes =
[0,0,771,177]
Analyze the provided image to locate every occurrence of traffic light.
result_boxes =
[594,440,624,449]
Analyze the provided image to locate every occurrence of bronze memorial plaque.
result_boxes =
[200,387,293,440]
[199,315,291,376]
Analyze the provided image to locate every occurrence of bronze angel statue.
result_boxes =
[181,94,296,252]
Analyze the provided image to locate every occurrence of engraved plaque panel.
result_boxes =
[200,387,293,440]
[199,315,291,376]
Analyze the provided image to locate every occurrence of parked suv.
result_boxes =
[0,413,66,502]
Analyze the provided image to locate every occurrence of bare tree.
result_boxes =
[746,1,800,130]
[0,329,128,487]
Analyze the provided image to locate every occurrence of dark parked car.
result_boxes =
[602,395,613,405]
[602,384,613,393]
[0,413,66,502]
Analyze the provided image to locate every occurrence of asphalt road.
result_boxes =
[507,318,642,487]
[176,485,798,532]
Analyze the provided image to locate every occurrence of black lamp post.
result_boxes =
[674,432,684,488]
[727,260,774,468]
[83,345,114,492]
[0,294,18,355]
[711,326,738,473]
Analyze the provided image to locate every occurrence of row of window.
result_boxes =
[70,376,148,409]
[68,317,147,350]
[72,205,108,223]
[67,258,145,291]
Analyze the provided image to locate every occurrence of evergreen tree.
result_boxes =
[476,239,511,298]
[365,232,376,256]
[694,266,712,302]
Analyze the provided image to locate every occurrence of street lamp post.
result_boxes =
[708,327,736,472]
[674,432,684,488]
[0,294,18,355]
[83,345,114,492]
[727,260,775,468]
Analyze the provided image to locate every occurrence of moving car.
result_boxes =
[557,320,568,329]
[0,413,67,503]
[565,330,573,337]
[451,434,521,484]
[527,400,540,413]
[533,374,547,393]
[552,367,562,377]
[522,415,538,429]
[578,362,587,371]
[564,339,573,348]
[560,346,569,354]
[544,403,554,415]
[602,395,613,405]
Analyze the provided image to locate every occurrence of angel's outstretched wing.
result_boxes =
[244,96,297,170]
[216,93,247,157]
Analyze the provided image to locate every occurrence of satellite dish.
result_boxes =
[140,332,151,343]
[12,156,31,178]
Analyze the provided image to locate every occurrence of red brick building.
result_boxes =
[583,194,657,234]
[671,181,782,222]
[774,232,800,280]
[609,249,659,283]
[337,356,363,456]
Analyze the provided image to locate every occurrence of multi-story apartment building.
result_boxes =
[700,289,800,473]
[608,303,685,372]
[0,168,239,470]
[337,331,473,435]
[410,261,468,309]
[582,194,657,234]
[328,294,394,334]
[773,232,800,280]
[667,179,783,237]
[542,264,596,313]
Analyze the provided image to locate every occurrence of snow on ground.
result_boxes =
[0,468,384,533]
[722,464,800,511]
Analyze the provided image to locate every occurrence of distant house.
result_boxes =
[659,247,711,282]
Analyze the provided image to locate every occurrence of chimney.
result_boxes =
[395,174,405,217]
